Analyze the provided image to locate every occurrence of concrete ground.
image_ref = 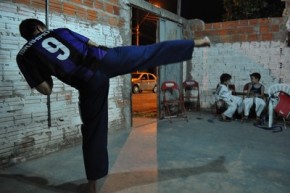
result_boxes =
[1,112,290,193]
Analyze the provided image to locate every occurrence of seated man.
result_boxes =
[215,73,243,121]
[243,72,266,120]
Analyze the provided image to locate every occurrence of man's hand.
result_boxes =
[35,81,52,95]
[87,39,109,50]
[87,39,99,47]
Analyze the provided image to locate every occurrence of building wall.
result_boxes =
[0,0,131,167]
[186,17,290,109]
[1,0,289,168]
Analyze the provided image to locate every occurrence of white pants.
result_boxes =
[243,97,266,117]
[223,96,243,118]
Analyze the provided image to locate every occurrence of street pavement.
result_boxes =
[1,112,290,193]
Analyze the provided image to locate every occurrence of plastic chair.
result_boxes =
[267,83,290,128]
[161,81,188,123]
[182,80,200,111]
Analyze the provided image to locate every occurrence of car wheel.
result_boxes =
[153,85,157,93]
[132,85,140,93]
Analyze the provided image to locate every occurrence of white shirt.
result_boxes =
[215,84,234,103]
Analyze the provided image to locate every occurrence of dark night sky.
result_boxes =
[154,0,224,23]
[181,0,224,22]
[134,0,284,45]
[134,0,224,45]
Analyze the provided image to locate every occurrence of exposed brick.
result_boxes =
[75,6,87,19]
[222,21,237,29]
[248,19,259,25]
[258,18,270,24]
[71,0,82,3]
[248,34,259,41]
[261,33,273,41]
[104,2,114,14]
[49,0,63,13]
[238,20,249,27]
[194,18,284,43]
[202,30,215,36]
[63,2,76,16]
[212,23,222,29]
[238,26,255,34]
[87,9,97,21]
[31,0,45,9]
[83,0,94,7]
[12,0,30,4]
[260,25,270,33]
[94,0,103,9]
[113,5,119,15]
[216,29,231,36]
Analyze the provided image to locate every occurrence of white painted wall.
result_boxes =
[188,41,290,109]
[0,1,130,166]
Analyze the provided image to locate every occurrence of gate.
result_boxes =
[157,19,184,118]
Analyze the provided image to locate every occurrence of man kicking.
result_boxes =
[17,18,210,193]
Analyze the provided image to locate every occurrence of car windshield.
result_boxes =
[132,74,141,78]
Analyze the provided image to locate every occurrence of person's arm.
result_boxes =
[246,84,253,97]
[87,39,99,47]
[17,55,53,95]
[35,75,53,95]
[87,39,110,50]
[217,85,232,102]
[259,85,265,98]
[35,81,52,95]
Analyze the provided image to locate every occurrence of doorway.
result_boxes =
[130,5,185,122]
[131,7,159,120]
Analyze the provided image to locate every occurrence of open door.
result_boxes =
[157,19,184,119]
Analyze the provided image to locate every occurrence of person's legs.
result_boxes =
[78,72,110,192]
[233,96,243,114]
[100,40,195,77]
[255,98,266,117]
[222,101,237,119]
[243,98,254,117]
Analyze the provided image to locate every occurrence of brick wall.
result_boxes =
[1,0,290,167]
[197,18,286,42]
[0,0,131,167]
[186,17,290,109]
